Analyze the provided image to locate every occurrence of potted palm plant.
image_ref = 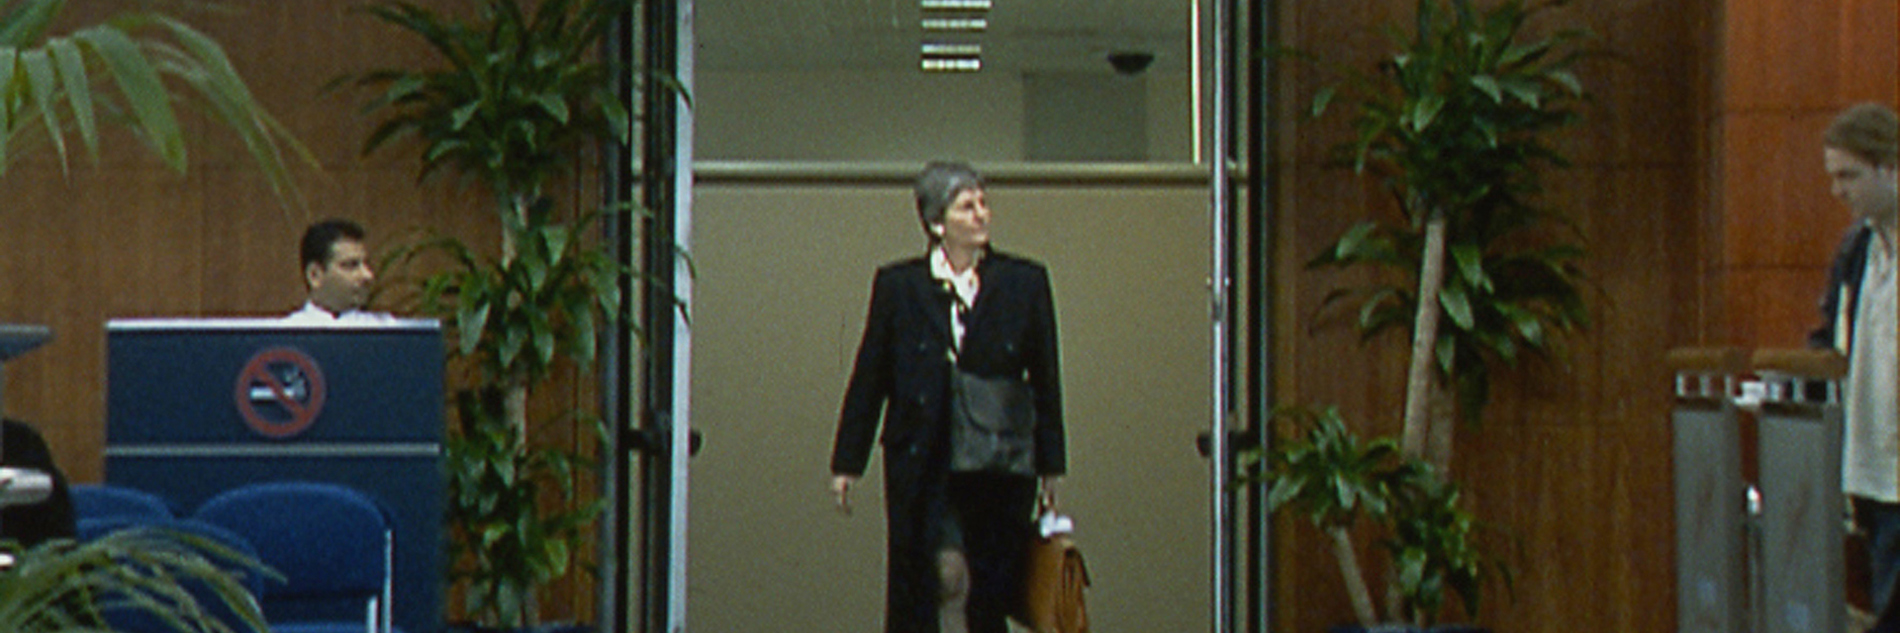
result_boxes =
[340,0,633,629]
[1271,0,1592,628]
[1304,0,1592,471]
[1242,405,1495,632]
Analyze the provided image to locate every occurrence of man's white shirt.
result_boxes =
[283,301,399,326]
[1845,229,1900,502]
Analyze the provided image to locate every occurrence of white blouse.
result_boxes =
[929,247,981,353]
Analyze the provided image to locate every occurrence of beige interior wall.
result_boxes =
[687,180,1213,630]
[697,70,1195,162]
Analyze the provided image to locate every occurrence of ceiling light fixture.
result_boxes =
[920,58,982,72]
[921,42,982,57]
[919,0,992,10]
[920,17,987,31]
[918,0,988,72]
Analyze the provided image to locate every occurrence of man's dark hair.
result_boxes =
[300,219,366,271]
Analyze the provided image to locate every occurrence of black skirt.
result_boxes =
[919,469,1037,633]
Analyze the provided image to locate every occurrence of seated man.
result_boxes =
[284,219,396,325]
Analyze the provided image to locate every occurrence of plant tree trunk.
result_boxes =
[502,371,535,628]
[501,192,531,265]
[1425,378,1457,471]
[1400,213,1449,461]
[505,379,530,443]
[498,189,538,627]
[498,191,533,441]
[1328,526,1381,626]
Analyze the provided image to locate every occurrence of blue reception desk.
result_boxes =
[104,318,445,633]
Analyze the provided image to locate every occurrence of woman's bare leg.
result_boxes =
[938,549,971,633]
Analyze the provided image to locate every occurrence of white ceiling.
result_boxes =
[697,0,1196,73]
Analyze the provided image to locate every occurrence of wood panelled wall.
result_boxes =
[0,0,614,621]
[0,1,503,477]
[2,1,1886,631]
[0,0,620,623]
[1713,0,1898,346]
[1270,1,1716,631]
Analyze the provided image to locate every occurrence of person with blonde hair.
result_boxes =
[1811,102,1900,633]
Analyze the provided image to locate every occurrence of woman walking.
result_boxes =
[830,161,1067,633]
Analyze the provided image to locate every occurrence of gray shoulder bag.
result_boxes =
[948,370,1037,476]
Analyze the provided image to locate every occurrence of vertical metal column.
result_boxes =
[1667,348,1750,633]
[601,7,638,631]
[1753,349,1847,633]
[1242,0,1280,629]
[632,0,694,630]
[1207,0,1235,629]
[662,3,696,626]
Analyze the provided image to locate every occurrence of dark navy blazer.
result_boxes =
[829,248,1066,632]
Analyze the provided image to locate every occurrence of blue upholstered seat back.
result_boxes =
[192,481,392,630]
[71,483,175,539]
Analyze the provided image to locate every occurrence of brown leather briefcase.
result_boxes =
[1018,533,1089,633]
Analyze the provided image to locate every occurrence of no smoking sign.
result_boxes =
[233,347,327,439]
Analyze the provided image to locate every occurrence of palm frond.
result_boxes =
[0,528,275,633]
[0,1,315,208]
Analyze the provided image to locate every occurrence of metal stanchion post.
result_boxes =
[1669,347,1753,633]
[1752,349,1847,633]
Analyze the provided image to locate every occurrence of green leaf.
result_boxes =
[1408,93,1446,132]
[74,23,185,169]
[1362,302,1415,340]
[0,0,59,48]
[460,301,491,354]
[47,37,97,158]
[500,316,526,366]
[155,14,311,204]
[1310,85,1336,118]
[1498,40,1549,67]
[1500,77,1543,108]
[533,92,570,124]
[19,47,69,166]
[1267,479,1304,513]
[1470,74,1503,103]
[1439,280,1475,329]
[0,527,276,633]
[1548,69,1584,96]
[450,101,480,130]
[1450,243,1490,291]
[1436,333,1458,374]
[1356,286,1403,331]
[1332,472,1354,510]
[532,311,557,366]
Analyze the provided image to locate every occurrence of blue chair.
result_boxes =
[192,482,396,633]
[95,518,269,633]
[70,483,175,540]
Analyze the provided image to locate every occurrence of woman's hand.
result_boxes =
[831,474,858,515]
[1038,476,1060,511]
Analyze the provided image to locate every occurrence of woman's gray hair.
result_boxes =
[914,161,985,240]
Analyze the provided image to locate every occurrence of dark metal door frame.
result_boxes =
[603,1,1283,630]
[604,1,694,632]
[1207,0,1279,630]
